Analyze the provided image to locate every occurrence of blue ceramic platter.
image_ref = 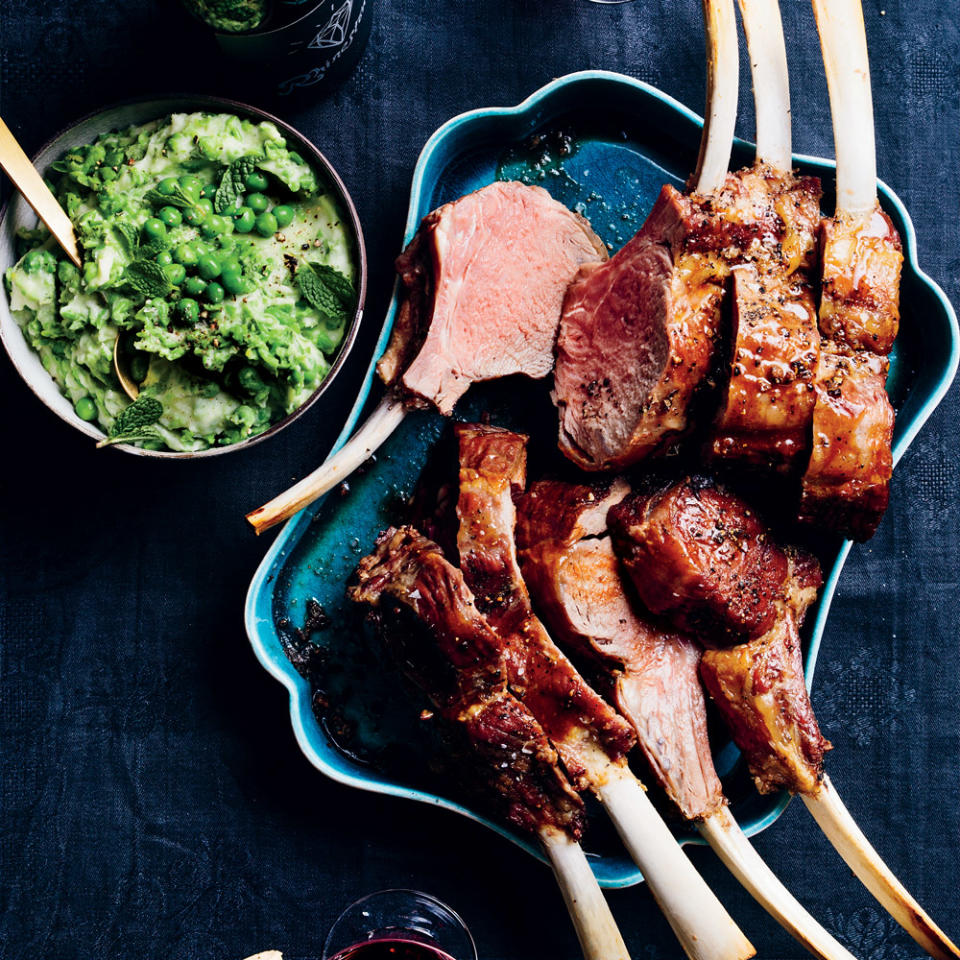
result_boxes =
[244,71,959,888]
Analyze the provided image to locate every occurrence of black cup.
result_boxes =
[213,0,373,99]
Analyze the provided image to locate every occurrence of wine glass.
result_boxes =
[322,889,477,960]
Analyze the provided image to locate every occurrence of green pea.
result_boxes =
[143,218,167,242]
[233,207,255,234]
[220,202,240,217]
[156,249,174,266]
[221,267,246,296]
[74,396,97,421]
[272,204,294,229]
[178,297,199,322]
[129,354,150,383]
[198,254,222,280]
[163,262,186,285]
[204,281,225,304]
[238,365,266,393]
[246,192,269,214]
[244,170,269,191]
[173,242,198,267]
[157,177,180,196]
[254,211,278,237]
[184,275,207,297]
[200,214,228,238]
[101,167,118,182]
[178,175,203,200]
[196,198,214,216]
[158,205,182,227]
[184,204,206,226]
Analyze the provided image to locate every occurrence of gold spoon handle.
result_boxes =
[0,116,81,267]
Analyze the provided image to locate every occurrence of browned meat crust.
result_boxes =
[798,204,902,541]
[700,612,831,795]
[515,477,631,551]
[608,477,789,642]
[349,526,585,839]
[708,168,822,473]
[454,424,636,790]
[818,206,903,356]
[799,351,894,540]
[710,267,820,472]
[376,219,435,388]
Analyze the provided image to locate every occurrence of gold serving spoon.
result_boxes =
[112,335,141,400]
[0,118,143,402]
[0,117,81,267]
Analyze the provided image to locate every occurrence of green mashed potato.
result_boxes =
[5,112,357,452]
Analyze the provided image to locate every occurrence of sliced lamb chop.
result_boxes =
[519,522,724,821]
[607,477,831,789]
[350,526,585,838]
[520,473,858,960]
[708,0,823,473]
[799,0,902,542]
[611,473,960,959]
[456,427,636,784]
[551,0,741,471]
[455,425,754,960]
[552,0,824,474]
[699,544,829,796]
[247,181,606,534]
[800,6,957,958]
[349,526,631,960]
[383,181,608,413]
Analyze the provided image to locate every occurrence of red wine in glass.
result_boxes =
[329,937,457,960]
[322,891,475,960]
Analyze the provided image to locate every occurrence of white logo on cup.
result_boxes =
[308,0,352,49]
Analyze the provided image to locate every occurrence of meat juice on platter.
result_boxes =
[330,939,456,960]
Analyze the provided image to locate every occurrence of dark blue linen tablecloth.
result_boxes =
[2,2,958,958]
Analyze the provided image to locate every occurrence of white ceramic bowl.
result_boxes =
[0,95,366,458]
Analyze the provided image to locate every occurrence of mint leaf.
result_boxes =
[297,261,356,324]
[215,156,258,213]
[114,222,141,257]
[306,262,356,310]
[122,260,170,299]
[143,184,195,209]
[296,266,343,322]
[96,396,164,449]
